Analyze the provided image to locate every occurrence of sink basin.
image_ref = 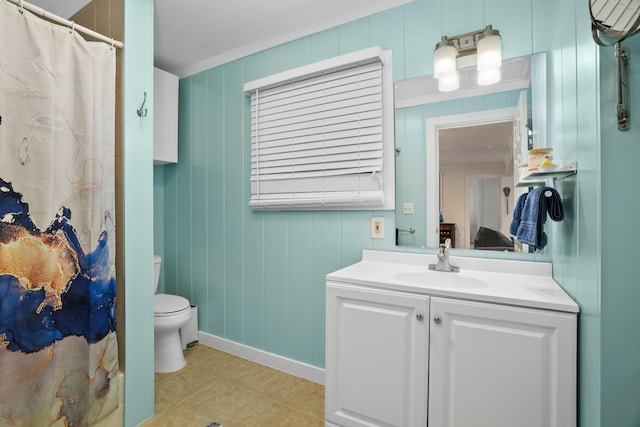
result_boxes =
[393,270,490,288]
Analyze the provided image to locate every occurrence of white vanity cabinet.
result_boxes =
[428,297,576,427]
[325,251,578,427]
[325,283,430,427]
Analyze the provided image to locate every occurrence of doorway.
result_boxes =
[426,99,528,248]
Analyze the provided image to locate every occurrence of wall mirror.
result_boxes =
[394,53,547,254]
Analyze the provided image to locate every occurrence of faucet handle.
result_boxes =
[443,238,452,250]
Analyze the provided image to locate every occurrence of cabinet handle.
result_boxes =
[416,313,424,321]
[433,316,442,325]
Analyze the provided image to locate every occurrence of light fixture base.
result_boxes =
[439,25,500,58]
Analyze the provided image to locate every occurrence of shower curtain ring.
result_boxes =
[69,21,75,34]
[19,0,24,13]
[137,92,148,117]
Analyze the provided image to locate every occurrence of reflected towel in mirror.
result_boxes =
[509,193,529,236]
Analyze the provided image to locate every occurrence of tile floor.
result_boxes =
[141,345,325,426]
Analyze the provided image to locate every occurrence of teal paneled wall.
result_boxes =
[152,0,619,425]
[158,0,546,368]
[544,1,603,426]
[123,0,155,425]
[157,0,547,365]
[600,35,640,427]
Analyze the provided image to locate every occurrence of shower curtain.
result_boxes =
[0,1,119,425]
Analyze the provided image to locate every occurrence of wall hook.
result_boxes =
[137,92,148,117]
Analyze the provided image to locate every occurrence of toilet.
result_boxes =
[153,255,192,373]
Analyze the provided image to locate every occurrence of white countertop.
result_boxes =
[326,250,579,313]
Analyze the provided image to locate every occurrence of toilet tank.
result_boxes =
[153,255,162,294]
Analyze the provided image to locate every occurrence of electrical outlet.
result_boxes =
[371,217,384,239]
[403,203,414,214]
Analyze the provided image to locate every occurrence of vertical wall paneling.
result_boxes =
[572,13,601,427]
[123,0,155,424]
[339,211,375,267]
[441,0,483,37]
[546,1,602,426]
[483,0,534,60]
[286,212,315,363]
[262,211,289,355]
[401,0,438,80]
[260,45,289,356]
[600,32,640,427]
[369,7,405,80]
[311,28,341,62]
[191,72,209,318]
[311,211,342,366]
[285,36,313,69]
[162,162,178,295]
[222,60,245,342]
[153,166,165,289]
[205,67,226,335]
[338,18,369,55]
[242,53,266,349]
[176,79,193,298]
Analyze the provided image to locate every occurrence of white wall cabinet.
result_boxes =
[153,67,178,164]
[325,282,577,427]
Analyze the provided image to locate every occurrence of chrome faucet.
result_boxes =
[429,238,459,272]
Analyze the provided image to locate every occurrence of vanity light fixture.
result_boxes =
[433,25,502,91]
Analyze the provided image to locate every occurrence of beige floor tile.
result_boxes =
[144,345,325,426]
[256,369,317,409]
[154,367,217,414]
[216,392,290,426]
[180,377,252,420]
[295,383,325,419]
[214,357,276,392]
[141,403,212,427]
[184,345,236,371]
[275,409,325,427]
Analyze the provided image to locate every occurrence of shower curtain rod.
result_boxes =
[5,0,123,49]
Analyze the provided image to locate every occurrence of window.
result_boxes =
[244,47,394,210]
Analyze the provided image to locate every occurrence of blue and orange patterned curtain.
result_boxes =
[0,1,119,424]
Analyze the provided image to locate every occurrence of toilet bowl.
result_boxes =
[153,255,192,373]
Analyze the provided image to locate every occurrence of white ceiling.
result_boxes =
[439,122,514,168]
[27,0,412,77]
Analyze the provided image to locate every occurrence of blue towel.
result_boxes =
[515,186,565,250]
[509,193,528,236]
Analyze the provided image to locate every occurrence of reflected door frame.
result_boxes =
[425,108,518,248]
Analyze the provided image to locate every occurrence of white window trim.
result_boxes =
[244,47,395,211]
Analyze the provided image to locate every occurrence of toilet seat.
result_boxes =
[154,294,190,317]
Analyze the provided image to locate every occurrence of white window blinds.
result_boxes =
[244,47,394,210]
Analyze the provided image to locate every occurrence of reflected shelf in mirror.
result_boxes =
[516,161,577,187]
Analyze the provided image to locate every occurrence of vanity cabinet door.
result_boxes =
[325,282,430,427]
[428,297,577,427]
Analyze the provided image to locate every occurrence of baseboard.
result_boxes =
[197,331,325,385]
